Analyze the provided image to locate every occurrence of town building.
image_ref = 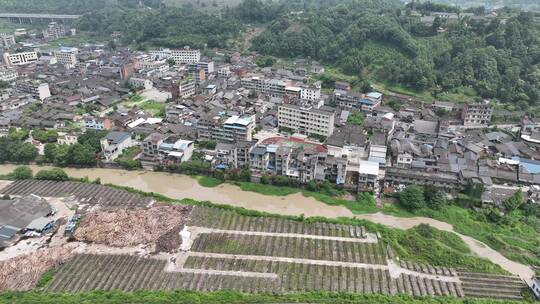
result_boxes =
[129,77,153,90]
[241,77,287,97]
[462,100,493,127]
[100,132,134,162]
[532,277,540,299]
[0,67,18,82]
[196,61,215,76]
[3,51,38,66]
[300,82,321,101]
[0,33,16,48]
[53,47,78,68]
[176,78,196,98]
[43,22,66,39]
[278,103,335,137]
[15,79,51,100]
[85,117,112,130]
[198,115,256,143]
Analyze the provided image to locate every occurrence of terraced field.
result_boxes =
[1,182,525,301]
[191,233,387,264]
[188,206,367,238]
[458,271,527,301]
[45,254,281,293]
[0,180,152,209]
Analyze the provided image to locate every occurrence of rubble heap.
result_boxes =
[73,205,192,251]
[0,246,75,291]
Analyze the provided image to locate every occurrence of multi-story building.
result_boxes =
[100,132,134,162]
[214,141,253,169]
[53,47,78,68]
[278,104,335,137]
[241,77,287,97]
[462,100,493,127]
[300,82,321,101]
[15,79,50,100]
[85,117,112,130]
[0,33,16,48]
[149,47,201,63]
[43,22,66,39]
[171,47,200,63]
[0,67,18,82]
[177,78,196,98]
[129,77,153,90]
[196,61,214,76]
[3,51,38,66]
[198,115,255,143]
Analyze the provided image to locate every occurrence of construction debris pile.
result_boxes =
[0,245,75,291]
[73,205,192,251]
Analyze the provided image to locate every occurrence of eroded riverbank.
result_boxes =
[0,165,534,284]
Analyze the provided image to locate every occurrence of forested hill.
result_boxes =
[0,0,163,14]
[249,0,540,109]
[427,0,540,12]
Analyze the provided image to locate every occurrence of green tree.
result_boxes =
[424,186,447,210]
[78,130,108,153]
[35,168,69,181]
[503,190,523,212]
[68,144,96,166]
[398,185,426,211]
[9,166,33,180]
[15,143,38,163]
[44,143,58,163]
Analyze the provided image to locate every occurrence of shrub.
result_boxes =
[398,185,426,211]
[9,166,33,180]
[35,168,69,181]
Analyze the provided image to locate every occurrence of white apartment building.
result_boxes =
[0,33,16,48]
[3,51,38,66]
[196,61,215,75]
[178,79,196,98]
[15,80,51,100]
[0,67,18,82]
[300,82,322,101]
[53,47,78,67]
[278,104,335,137]
[149,47,201,64]
[241,77,287,97]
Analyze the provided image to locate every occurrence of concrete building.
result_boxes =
[53,47,78,68]
[15,79,50,100]
[197,61,215,75]
[100,132,134,162]
[177,78,196,98]
[149,47,200,63]
[0,67,18,82]
[278,104,335,137]
[3,51,38,66]
[532,277,540,299]
[300,82,321,101]
[241,77,287,97]
[198,115,256,143]
[43,22,66,39]
[357,160,380,192]
[85,117,112,130]
[0,33,16,48]
[129,77,153,90]
[462,100,493,127]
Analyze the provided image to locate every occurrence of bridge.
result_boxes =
[0,13,83,24]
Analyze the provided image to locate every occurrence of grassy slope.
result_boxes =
[0,290,529,304]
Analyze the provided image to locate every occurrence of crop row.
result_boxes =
[191,233,387,264]
[45,254,280,293]
[398,260,456,276]
[457,271,525,301]
[188,206,367,238]
[0,180,151,208]
[183,255,463,296]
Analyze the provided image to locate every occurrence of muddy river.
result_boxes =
[0,165,534,284]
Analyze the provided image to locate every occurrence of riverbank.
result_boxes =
[0,164,535,284]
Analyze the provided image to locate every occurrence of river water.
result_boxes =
[0,165,534,284]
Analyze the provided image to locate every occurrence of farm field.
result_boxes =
[0,181,529,301]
